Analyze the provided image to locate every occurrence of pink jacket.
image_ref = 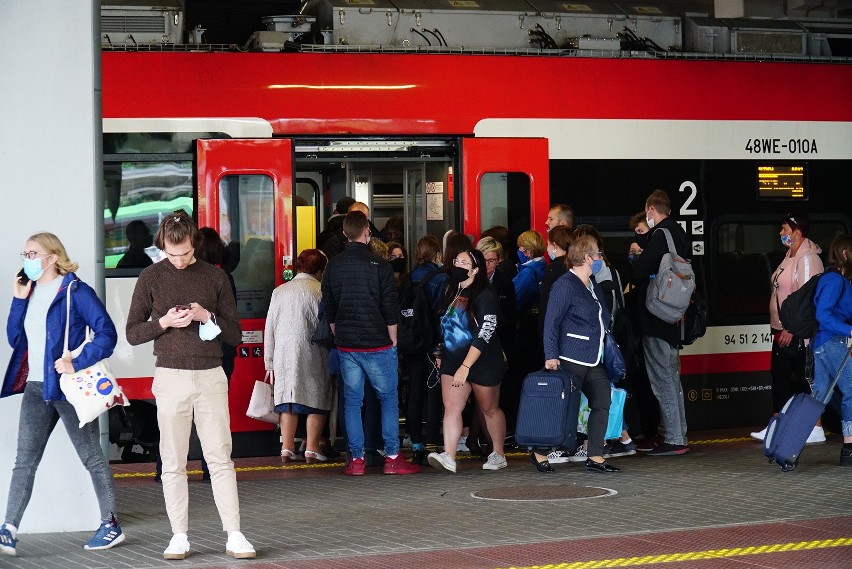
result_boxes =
[769,238,823,330]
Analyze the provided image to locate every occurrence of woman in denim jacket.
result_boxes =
[0,232,122,556]
[812,234,852,466]
[540,235,620,474]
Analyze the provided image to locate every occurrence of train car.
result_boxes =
[100,47,852,457]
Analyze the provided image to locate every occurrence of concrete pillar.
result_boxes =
[0,1,104,533]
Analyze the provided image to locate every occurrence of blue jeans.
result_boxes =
[5,381,117,527]
[339,347,400,457]
[813,336,852,437]
[642,335,688,446]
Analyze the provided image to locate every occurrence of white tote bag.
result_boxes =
[58,285,129,427]
[246,371,279,424]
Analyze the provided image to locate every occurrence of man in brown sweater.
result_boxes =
[126,211,255,560]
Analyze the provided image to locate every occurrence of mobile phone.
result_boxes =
[17,269,29,285]
[175,304,191,311]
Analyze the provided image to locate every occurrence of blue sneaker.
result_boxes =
[83,517,125,551]
[0,524,17,556]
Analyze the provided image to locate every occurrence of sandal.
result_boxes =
[304,450,328,464]
[281,448,298,463]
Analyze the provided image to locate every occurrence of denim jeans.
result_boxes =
[339,347,400,457]
[812,336,852,437]
[642,335,688,446]
[5,381,117,527]
[335,373,382,452]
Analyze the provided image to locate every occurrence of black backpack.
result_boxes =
[680,292,709,346]
[396,271,441,355]
[779,272,825,339]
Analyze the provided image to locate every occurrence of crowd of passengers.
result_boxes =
[1,192,851,560]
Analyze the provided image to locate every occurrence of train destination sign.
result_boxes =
[757,165,807,200]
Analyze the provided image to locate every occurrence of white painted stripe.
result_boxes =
[680,324,773,356]
[104,117,273,138]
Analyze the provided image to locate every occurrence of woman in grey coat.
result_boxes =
[264,249,332,463]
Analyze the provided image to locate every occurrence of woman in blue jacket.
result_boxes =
[812,233,852,466]
[0,233,123,556]
[540,235,620,474]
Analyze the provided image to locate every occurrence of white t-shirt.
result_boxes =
[24,276,63,383]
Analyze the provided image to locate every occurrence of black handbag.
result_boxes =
[603,332,626,383]
[310,308,335,349]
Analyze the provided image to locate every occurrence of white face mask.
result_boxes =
[199,316,222,341]
[646,213,656,229]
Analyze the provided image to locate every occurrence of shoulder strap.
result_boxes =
[658,227,677,256]
[63,285,72,354]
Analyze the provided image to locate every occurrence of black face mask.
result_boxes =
[634,232,650,250]
[449,266,470,282]
[390,258,406,273]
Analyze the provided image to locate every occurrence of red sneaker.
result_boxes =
[383,455,421,475]
[344,457,366,476]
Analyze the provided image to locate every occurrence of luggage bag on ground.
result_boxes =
[515,368,582,450]
[764,345,851,471]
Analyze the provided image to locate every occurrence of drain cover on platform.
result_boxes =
[472,484,616,501]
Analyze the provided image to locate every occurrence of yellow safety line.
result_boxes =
[496,538,852,569]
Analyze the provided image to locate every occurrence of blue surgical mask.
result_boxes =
[591,259,604,275]
[628,253,639,263]
[517,249,529,264]
[22,258,46,281]
[781,235,794,248]
[548,249,557,261]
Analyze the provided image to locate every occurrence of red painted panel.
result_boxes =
[681,351,770,375]
[117,377,154,400]
[461,138,550,239]
[102,53,852,135]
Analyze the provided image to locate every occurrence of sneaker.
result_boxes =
[0,524,17,556]
[567,446,588,462]
[383,455,421,475]
[427,451,457,474]
[647,443,690,456]
[163,534,191,560]
[344,457,366,476]
[456,436,470,453]
[604,440,637,458]
[750,427,767,441]
[225,532,256,559]
[806,426,826,444]
[84,517,125,551]
[840,446,852,467]
[636,434,665,452]
[482,452,508,470]
[546,450,571,464]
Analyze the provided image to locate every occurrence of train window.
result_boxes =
[103,132,228,154]
[103,161,193,270]
[219,174,276,319]
[479,172,531,238]
[713,218,845,324]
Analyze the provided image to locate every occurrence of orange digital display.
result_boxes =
[757,165,807,200]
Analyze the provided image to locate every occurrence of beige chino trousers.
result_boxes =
[152,367,241,533]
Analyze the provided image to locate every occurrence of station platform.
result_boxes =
[3,429,851,569]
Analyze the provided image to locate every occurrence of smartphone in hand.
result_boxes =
[17,269,29,285]
[175,304,192,311]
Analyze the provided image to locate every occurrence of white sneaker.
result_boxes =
[427,451,457,473]
[750,427,767,441]
[567,446,588,463]
[547,450,570,464]
[456,436,470,453]
[482,451,508,470]
[163,534,190,560]
[806,426,826,444]
[225,532,256,559]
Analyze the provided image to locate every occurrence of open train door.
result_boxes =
[461,137,550,240]
[196,139,293,444]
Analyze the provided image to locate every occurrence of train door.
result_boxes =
[461,138,550,239]
[196,138,293,453]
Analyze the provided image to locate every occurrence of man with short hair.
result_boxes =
[317,196,356,249]
[630,190,691,457]
[545,204,574,231]
[321,211,420,476]
[322,201,382,259]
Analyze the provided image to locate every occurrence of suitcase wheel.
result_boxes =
[781,461,797,472]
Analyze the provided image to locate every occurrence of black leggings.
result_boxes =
[770,334,810,413]
[404,354,443,446]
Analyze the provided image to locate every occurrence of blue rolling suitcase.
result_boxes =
[764,346,851,471]
[515,368,581,450]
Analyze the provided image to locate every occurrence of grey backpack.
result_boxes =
[646,228,695,324]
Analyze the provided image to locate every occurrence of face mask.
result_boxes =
[517,249,529,264]
[390,258,406,273]
[591,259,604,275]
[22,258,47,281]
[449,266,470,282]
[634,233,650,250]
[199,316,222,341]
[548,250,557,261]
[628,253,639,263]
[781,235,794,248]
[646,214,656,229]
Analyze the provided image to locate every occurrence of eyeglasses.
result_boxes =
[20,251,48,261]
[484,257,499,265]
[453,258,475,268]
